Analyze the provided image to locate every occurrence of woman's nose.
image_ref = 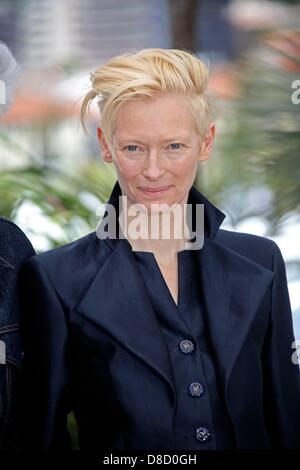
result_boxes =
[142,150,166,179]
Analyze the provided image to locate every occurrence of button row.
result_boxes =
[179,339,211,443]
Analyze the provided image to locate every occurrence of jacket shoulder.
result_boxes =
[215,228,281,271]
[35,231,99,266]
[0,217,35,264]
[24,231,111,309]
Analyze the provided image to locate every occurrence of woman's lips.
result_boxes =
[138,186,171,195]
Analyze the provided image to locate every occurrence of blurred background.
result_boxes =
[0,0,300,372]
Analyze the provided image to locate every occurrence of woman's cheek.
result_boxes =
[174,154,197,175]
[113,155,138,177]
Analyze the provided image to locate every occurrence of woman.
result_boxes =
[18,48,300,450]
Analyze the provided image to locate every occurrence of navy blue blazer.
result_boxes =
[18,181,300,450]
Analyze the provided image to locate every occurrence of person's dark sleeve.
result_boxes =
[18,255,72,449]
[0,219,35,450]
[262,241,300,449]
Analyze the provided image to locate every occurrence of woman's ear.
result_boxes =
[198,122,216,163]
[97,127,113,163]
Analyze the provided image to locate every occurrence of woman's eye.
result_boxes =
[126,145,140,152]
[124,143,183,153]
[169,143,183,150]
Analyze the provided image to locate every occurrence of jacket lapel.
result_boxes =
[194,236,274,394]
[74,236,177,403]
[74,180,275,405]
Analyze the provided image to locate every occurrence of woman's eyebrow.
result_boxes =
[118,134,190,143]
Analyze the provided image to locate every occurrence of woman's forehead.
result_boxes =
[114,131,193,143]
[114,101,195,133]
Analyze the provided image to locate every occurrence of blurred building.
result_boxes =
[169,0,236,64]
[17,0,172,69]
[0,0,19,56]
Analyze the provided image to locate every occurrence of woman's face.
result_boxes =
[98,93,215,211]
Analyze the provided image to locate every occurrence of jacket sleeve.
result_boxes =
[262,241,300,449]
[17,255,72,449]
[0,219,35,450]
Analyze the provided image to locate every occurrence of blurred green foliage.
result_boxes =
[0,157,116,249]
[198,31,300,233]
[67,412,79,450]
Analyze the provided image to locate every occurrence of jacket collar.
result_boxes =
[73,180,274,412]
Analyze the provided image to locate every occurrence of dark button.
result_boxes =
[195,426,211,443]
[179,339,195,354]
[188,382,204,397]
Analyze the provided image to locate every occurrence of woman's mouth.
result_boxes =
[138,186,171,195]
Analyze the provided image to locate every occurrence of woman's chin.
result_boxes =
[137,199,174,214]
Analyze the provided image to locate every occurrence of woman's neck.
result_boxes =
[118,195,191,262]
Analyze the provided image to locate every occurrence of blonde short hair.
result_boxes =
[80,48,212,152]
